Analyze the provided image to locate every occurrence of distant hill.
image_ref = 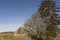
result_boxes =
[0,31,14,34]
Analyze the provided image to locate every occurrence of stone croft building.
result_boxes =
[14,27,25,36]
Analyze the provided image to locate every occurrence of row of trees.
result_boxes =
[24,0,60,40]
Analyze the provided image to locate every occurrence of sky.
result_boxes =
[0,0,60,32]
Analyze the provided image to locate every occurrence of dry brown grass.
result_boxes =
[0,34,31,40]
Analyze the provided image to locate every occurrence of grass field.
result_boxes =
[0,34,31,40]
[0,34,60,40]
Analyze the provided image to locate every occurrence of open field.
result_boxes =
[0,33,60,40]
[0,34,31,40]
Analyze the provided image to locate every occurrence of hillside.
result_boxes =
[0,31,14,34]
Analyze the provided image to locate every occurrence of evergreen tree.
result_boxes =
[38,0,59,40]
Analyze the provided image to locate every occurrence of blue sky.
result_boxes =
[0,0,60,32]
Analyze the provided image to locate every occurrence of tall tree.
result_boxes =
[38,0,59,40]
